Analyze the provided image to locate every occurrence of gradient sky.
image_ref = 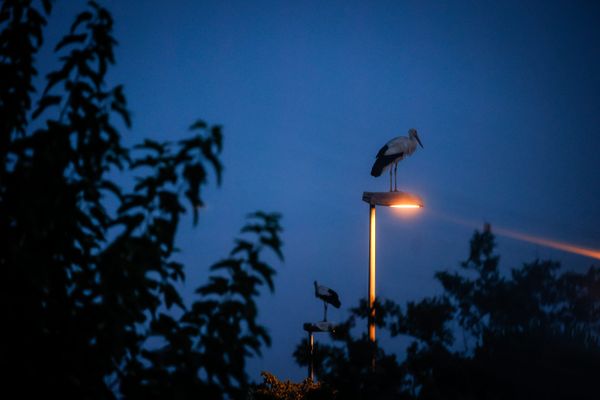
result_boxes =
[38,0,600,381]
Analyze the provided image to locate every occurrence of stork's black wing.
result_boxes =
[327,289,341,308]
[371,152,403,177]
[375,144,389,158]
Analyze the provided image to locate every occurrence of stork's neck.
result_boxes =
[406,137,417,153]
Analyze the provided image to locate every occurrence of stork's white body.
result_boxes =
[314,281,341,308]
[371,128,423,191]
[377,136,418,173]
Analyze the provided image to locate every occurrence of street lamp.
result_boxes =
[303,321,336,381]
[362,191,424,343]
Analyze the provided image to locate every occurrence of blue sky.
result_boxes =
[39,0,600,381]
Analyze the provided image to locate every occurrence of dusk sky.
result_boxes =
[39,0,600,381]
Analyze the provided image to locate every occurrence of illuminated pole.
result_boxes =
[303,321,335,381]
[308,332,314,381]
[363,191,424,348]
[368,204,376,342]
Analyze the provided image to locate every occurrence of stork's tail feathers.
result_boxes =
[371,153,404,177]
[371,155,395,177]
[370,157,387,177]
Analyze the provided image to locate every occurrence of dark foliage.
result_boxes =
[294,228,600,399]
[293,299,409,400]
[251,371,334,400]
[1,1,283,398]
[120,211,283,399]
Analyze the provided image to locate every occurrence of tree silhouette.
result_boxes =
[1,1,283,398]
[294,227,600,399]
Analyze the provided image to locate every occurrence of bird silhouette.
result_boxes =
[314,281,341,321]
[371,128,423,191]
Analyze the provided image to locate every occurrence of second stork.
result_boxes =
[314,281,341,321]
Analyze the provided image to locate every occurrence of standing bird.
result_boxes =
[314,281,341,321]
[371,128,424,191]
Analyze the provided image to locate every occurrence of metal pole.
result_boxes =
[368,204,376,343]
[308,332,315,381]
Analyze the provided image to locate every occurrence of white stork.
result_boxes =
[371,128,424,192]
[314,281,341,321]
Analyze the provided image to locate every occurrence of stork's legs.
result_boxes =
[323,301,328,321]
[394,162,398,191]
[389,168,393,192]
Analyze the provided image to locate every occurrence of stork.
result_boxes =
[314,281,341,321]
[370,128,424,192]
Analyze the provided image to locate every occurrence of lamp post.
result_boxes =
[303,321,336,381]
[362,191,423,343]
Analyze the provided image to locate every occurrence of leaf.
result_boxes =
[231,240,253,256]
[211,125,223,152]
[162,283,184,310]
[112,213,145,233]
[55,33,88,52]
[70,11,93,33]
[249,261,275,291]
[210,259,242,273]
[99,179,122,200]
[117,194,148,214]
[32,95,61,119]
[42,0,53,14]
[197,277,230,296]
[111,100,131,128]
[190,300,219,315]
[189,120,207,131]
[134,139,165,154]
[260,236,284,261]
[241,223,263,234]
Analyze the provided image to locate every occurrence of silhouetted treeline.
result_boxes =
[290,228,600,400]
[1,1,283,398]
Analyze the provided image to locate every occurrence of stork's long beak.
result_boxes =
[416,134,424,148]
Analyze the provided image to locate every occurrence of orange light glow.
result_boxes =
[390,204,423,220]
[432,212,600,261]
[494,227,600,261]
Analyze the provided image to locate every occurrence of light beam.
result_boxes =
[433,212,600,261]
[493,227,600,261]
